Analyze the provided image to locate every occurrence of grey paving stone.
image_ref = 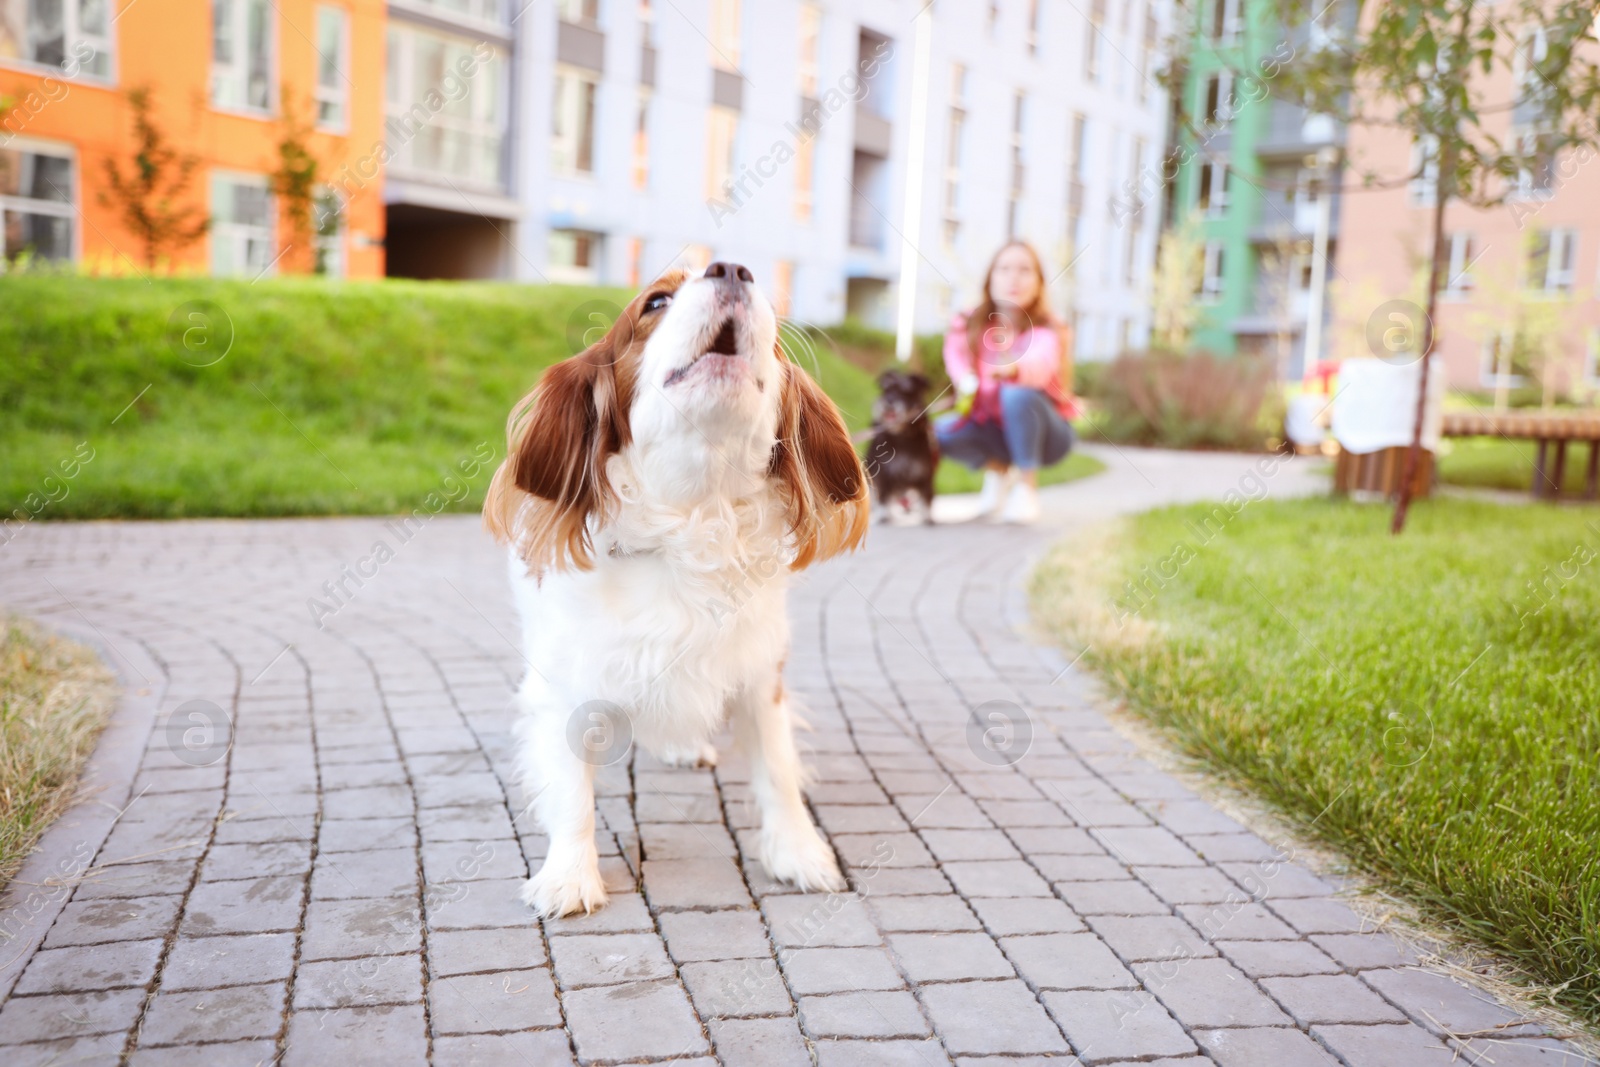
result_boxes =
[71,860,196,900]
[1451,1036,1600,1066]
[971,896,1085,935]
[920,829,1022,862]
[642,857,752,909]
[13,939,164,994]
[3,1033,126,1065]
[425,877,539,930]
[161,932,297,990]
[1135,864,1243,905]
[833,832,936,868]
[815,1039,949,1067]
[300,897,421,961]
[43,895,182,948]
[888,932,1014,981]
[1195,1026,1341,1067]
[309,847,417,900]
[292,953,423,1008]
[316,816,417,853]
[867,893,981,932]
[128,1039,280,1065]
[1134,958,1292,1028]
[429,968,561,1034]
[428,926,547,976]
[1312,1023,1461,1066]
[942,860,1052,897]
[1086,915,1218,961]
[549,932,675,988]
[637,821,738,859]
[0,988,145,1045]
[660,908,772,962]
[1178,900,1297,942]
[1043,854,1134,881]
[1362,967,1542,1036]
[1266,897,1367,935]
[1044,989,1198,1062]
[920,979,1070,1055]
[1310,932,1423,971]
[432,1031,576,1067]
[200,840,313,881]
[1261,973,1407,1025]
[680,958,792,1018]
[798,990,931,1039]
[1215,938,1343,978]
[850,866,952,896]
[180,875,304,936]
[1005,827,1104,854]
[1056,878,1170,916]
[138,981,286,1046]
[1000,932,1138,991]
[763,894,881,947]
[709,1015,813,1067]
[1091,827,1204,867]
[282,1003,429,1066]
[815,805,911,835]
[782,947,904,994]
[541,891,654,934]
[564,980,710,1060]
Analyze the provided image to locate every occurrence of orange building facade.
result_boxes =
[0,0,387,277]
[1333,31,1600,398]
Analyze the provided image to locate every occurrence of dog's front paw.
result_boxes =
[760,821,845,893]
[521,853,608,918]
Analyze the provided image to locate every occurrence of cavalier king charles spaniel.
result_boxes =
[484,262,869,917]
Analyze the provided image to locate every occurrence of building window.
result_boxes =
[1480,330,1528,390]
[705,105,738,202]
[313,188,344,277]
[1587,329,1600,387]
[0,143,75,264]
[1125,137,1145,285]
[557,0,599,24]
[1199,240,1225,302]
[798,3,820,94]
[1408,135,1438,206]
[314,7,349,130]
[1006,93,1026,239]
[1443,232,1475,297]
[1209,0,1240,41]
[1202,71,1234,127]
[709,0,740,71]
[388,27,507,188]
[632,90,651,190]
[1515,129,1557,198]
[211,172,274,278]
[553,66,599,175]
[549,228,601,284]
[1083,13,1100,82]
[1026,0,1040,54]
[772,259,794,318]
[626,236,643,287]
[1065,112,1087,256]
[943,64,966,248]
[1196,160,1229,218]
[1526,228,1576,292]
[0,0,112,78]
[213,0,275,114]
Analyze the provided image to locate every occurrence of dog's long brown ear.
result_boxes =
[484,332,632,573]
[770,354,869,569]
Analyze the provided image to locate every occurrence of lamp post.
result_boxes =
[1300,145,1338,379]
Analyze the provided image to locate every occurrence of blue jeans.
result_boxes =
[936,385,1076,471]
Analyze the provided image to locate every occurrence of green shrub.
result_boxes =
[1095,349,1282,451]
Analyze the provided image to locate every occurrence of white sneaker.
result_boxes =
[975,468,1012,519]
[1000,480,1041,524]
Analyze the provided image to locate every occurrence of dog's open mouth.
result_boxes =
[665,317,742,386]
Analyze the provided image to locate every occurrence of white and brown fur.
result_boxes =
[484,263,869,917]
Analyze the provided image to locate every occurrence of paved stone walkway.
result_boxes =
[0,447,1592,1067]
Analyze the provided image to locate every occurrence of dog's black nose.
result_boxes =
[705,261,754,283]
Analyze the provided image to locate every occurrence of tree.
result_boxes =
[1252,0,1600,532]
[1149,219,1207,352]
[272,101,323,272]
[100,87,209,269]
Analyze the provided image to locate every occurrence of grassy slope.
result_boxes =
[1032,497,1600,1023]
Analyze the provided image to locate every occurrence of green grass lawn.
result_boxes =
[1032,497,1600,1024]
[1439,436,1597,496]
[0,277,878,519]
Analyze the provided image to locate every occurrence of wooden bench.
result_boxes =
[1441,410,1600,501]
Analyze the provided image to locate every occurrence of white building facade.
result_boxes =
[395,0,1169,359]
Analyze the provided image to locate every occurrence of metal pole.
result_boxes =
[1301,146,1336,378]
[894,4,934,363]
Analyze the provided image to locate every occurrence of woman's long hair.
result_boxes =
[965,240,1073,393]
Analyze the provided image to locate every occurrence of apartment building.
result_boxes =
[1,0,387,277]
[1166,0,1348,379]
[506,0,1170,349]
[1333,23,1600,396]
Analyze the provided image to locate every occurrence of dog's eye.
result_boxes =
[643,292,673,314]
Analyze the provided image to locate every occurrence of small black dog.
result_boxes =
[865,370,937,524]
